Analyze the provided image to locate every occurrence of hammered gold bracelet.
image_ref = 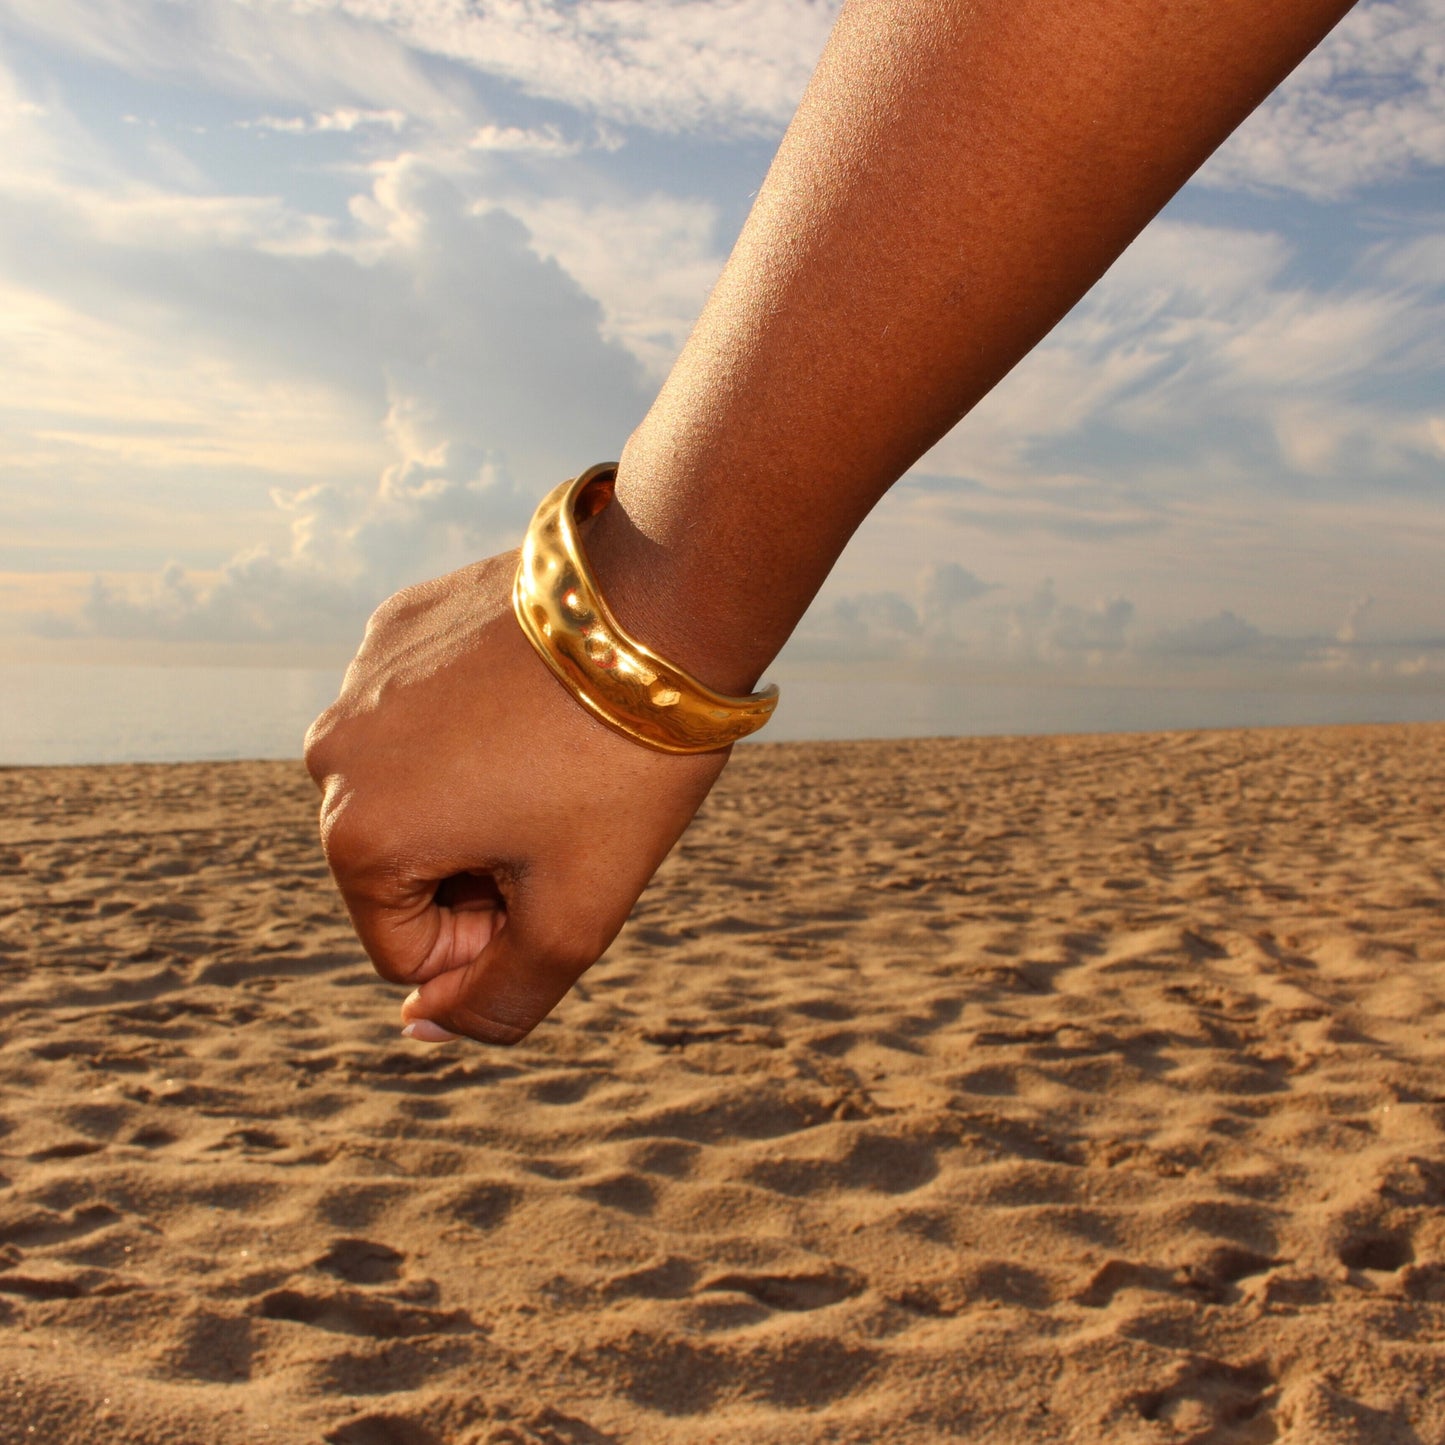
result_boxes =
[512,463,779,754]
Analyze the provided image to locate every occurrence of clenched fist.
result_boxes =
[304,548,730,1045]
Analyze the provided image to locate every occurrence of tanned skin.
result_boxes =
[305,0,1359,1044]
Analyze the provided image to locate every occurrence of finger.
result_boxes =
[398,911,605,1047]
[342,878,507,987]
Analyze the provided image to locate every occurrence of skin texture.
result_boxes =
[306,0,1360,1044]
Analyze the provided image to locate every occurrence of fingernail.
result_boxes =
[403,988,422,1011]
[401,1019,459,1043]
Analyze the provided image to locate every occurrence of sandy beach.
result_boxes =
[1,723,1442,1444]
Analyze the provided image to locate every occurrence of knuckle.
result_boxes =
[317,791,374,874]
[364,585,419,638]
[302,705,343,781]
[364,595,399,635]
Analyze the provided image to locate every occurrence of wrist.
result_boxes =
[576,460,777,699]
[513,464,776,753]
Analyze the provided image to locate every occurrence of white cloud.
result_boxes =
[254,0,840,134]
[467,123,601,156]
[1335,594,1376,645]
[919,562,994,636]
[0,0,478,130]
[1373,228,1445,288]
[997,582,1135,666]
[0,280,381,478]
[921,223,1292,481]
[34,396,537,646]
[14,0,1443,184]
[798,589,922,660]
[1200,0,1445,198]
[0,32,695,642]
[245,106,408,134]
[17,156,652,644]
[793,569,1134,668]
[38,402,529,644]
[1145,611,1263,659]
[506,192,724,376]
[922,219,1443,496]
[1,0,837,138]
[790,572,1445,686]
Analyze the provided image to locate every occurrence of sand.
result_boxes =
[1,723,1443,1444]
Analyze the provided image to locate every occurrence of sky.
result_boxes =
[0,0,1442,709]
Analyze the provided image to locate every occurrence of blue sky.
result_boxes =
[0,0,1442,700]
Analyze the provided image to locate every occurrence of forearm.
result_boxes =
[586,0,1355,694]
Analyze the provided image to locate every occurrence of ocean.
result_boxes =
[2,662,1442,767]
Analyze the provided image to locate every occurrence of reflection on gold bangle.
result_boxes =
[512,463,779,754]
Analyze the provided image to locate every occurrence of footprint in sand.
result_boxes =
[1337,1230,1413,1274]
[697,1266,863,1312]
[315,1237,405,1286]
[256,1285,472,1339]
[1134,1357,1276,1439]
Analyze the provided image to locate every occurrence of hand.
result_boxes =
[303,549,730,1044]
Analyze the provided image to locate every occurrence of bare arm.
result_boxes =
[306,0,1357,1044]
[591,0,1357,693]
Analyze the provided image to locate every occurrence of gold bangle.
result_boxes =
[512,463,779,754]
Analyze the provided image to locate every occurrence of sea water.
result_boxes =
[2,662,1442,767]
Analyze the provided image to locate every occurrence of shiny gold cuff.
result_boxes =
[512,463,779,754]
